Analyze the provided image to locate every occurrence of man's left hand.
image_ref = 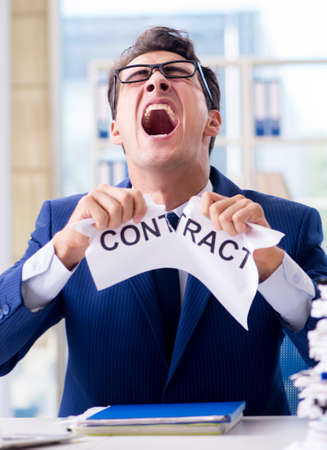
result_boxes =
[200,192,284,282]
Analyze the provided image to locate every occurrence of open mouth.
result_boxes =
[142,103,178,136]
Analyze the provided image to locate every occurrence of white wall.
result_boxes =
[0,0,12,417]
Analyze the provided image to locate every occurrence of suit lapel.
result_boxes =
[164,275,211,389]
[127,271,167,365]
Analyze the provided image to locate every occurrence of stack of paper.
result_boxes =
[71,401,245,436]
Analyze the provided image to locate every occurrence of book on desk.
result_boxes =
[71,401,245,436]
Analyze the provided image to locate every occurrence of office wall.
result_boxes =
[11,0,53,261]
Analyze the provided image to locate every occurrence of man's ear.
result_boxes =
[110,120,123,145]
[204,110,221,137]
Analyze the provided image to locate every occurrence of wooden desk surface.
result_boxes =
[0,416,309,450]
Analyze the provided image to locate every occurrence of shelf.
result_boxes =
[215,137,327,147]
[95,136,327,152]
[202,57,327,69]
[90,57,327,188]
[251,137,327,146]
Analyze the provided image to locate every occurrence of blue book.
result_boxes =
[73,401,245,435]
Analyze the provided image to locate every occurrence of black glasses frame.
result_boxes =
[112,59,216,118]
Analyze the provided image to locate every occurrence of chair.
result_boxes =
[280,335,308,415]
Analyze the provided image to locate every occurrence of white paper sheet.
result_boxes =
[71,195,284,330]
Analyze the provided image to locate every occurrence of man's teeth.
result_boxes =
[143,104,177,123]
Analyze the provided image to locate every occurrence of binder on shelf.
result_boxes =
[266,79,281,136]
[253,78,281,136]
[96,72,110,139]
[71,401,245,435]
[253,78,266,136]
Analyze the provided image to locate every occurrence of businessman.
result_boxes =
[1,26,327,417]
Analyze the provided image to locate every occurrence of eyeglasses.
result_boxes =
[112,59,216,117]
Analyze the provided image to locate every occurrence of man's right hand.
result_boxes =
[53,185,147,270]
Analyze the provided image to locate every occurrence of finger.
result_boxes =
[114,188,147,223]
[200,191,225,217]
[208,197,241,231]
[105,188,135,223]
[233,202,270,230]
[95,186,147,224]
[217,198,252,235]
[74,194,113,229]
[93,191,123,229]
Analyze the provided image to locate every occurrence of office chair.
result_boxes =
[280,334,308,415]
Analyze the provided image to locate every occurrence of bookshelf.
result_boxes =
[89,57,327,196]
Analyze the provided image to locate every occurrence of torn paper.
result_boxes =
[71,195,284,330]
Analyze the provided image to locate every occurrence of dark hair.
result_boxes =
[107,26,221,153]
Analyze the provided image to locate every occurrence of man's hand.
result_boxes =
[53,185,147,270]
[200,192,284,282]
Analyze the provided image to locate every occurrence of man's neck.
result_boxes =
[129,164,210,210]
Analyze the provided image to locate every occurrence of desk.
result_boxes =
[0,416,309,450]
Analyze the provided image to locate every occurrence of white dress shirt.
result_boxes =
[22,181,315,331]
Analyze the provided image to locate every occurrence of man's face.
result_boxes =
[111,51,220,172]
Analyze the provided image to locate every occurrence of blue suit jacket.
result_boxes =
[1,167,327,417]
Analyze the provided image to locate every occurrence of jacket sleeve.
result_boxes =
[0,200,64,375]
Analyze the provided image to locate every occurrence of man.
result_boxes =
[0,26,326,417]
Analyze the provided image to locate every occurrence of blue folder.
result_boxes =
[87,401,245,424]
